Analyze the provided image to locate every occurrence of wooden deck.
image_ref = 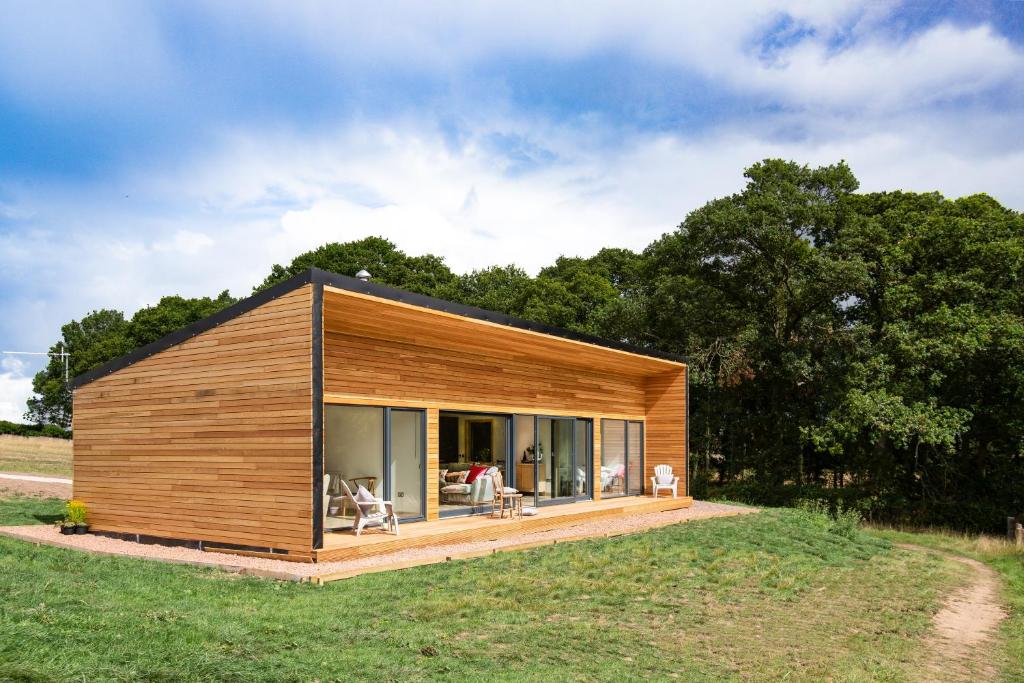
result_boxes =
[314,494,693,563]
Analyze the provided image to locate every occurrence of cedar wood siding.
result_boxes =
[72,285,314,556]
[321,286,687,518]
[644,368,687,489]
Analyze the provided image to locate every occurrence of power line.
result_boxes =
[2,343,70,383]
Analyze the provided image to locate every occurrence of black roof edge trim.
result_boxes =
[71,270,315,389]
[309,267,688,365]
[72,266,687,389]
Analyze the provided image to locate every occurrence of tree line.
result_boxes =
[27,160,1024,531]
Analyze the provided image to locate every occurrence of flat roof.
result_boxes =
[72,267,687,389]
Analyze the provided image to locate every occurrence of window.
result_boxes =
[323,405,425,530]
[438,412,508,514]
[600,419,643,497]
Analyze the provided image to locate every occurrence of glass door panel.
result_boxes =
[627,421,644,496]
[574,419,592,497]
[390,409,425,520]
[539,417,574,501]
[600,419,626,497]
[514,415,537,503]
[324,405,386,528]
[323,405,426,530]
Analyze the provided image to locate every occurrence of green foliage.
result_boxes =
[257,236,456,294]
[64,499,88,525]
[795,499,864,540]
[128,290,235,347]
[0,420,70,439]
[26,292,237,427]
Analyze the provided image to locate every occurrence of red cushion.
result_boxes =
[464,465,490,484]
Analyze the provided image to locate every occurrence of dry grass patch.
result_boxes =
[0,434,72,477]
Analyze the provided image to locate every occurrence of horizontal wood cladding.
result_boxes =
[72,285,314,553]
[323,328,650,416]
[323,287,681,378]
[644,369,687,486]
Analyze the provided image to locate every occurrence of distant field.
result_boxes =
[0,435,72,476]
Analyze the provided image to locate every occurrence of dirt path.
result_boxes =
[898,544,1007,682]
[0,471,71,499]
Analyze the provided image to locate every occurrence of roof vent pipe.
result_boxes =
[355,269,371,282]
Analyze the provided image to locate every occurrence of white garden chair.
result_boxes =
[339,480,399,536]
[650,464,679,499]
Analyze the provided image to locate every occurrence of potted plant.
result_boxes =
[65,499,89,535]
[59,520,76,535]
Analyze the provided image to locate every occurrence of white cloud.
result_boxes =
[0,357,33,423]
[152,230,215,255]
[190,1,1022,114]
[747,23,1024,110]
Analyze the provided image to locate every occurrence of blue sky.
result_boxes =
[2,1,1023,419]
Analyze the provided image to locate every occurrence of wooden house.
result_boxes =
[71,268,690,562]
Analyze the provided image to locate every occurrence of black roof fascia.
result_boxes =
[71,267,687,389]
[308,267,687,365]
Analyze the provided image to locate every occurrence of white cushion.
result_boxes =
[485,466,499,475]
[502,487,518,494]
[656,474,674,485]
[355,485,376,502]
[441,484,471,494]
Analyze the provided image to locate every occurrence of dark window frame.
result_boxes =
[322,403,428,530]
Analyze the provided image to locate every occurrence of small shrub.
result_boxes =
[795,499,863,539]
[0,420,71,439]
[65,500,88,525]
[829,506,863,539]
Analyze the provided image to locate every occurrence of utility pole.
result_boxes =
[2,343,70,383]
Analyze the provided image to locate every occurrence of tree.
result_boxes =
[129,291,236,346]
[26,309,133,428]
[257,236,456,295]
[434,265,534,315]
[26,292,238,427]
[813,191,1024,527]
[643,159,869,488]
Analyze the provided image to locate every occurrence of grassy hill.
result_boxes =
[1,497,1020,682]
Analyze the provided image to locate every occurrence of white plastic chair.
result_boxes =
[650,464,679,499]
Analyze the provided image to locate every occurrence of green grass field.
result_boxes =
[5,496,1021,682]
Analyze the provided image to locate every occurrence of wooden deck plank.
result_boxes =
[312,495,693,563]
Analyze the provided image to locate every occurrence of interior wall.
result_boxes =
[324,405,385,498]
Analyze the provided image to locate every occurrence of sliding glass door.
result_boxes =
[324,405,426,530]
[390,409,426,519]
[600,419,644,497]
[514,415,592,506]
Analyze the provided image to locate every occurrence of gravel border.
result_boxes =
[0,500,756,582]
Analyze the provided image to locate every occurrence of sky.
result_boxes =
[1,1,1023,421]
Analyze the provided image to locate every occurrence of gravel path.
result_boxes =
[0,500,755,581]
